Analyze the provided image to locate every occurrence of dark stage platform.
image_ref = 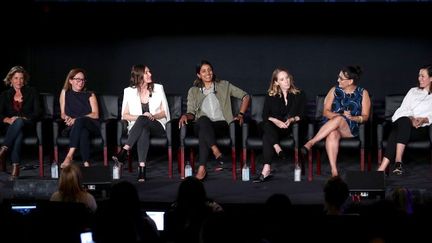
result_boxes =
[1,151,432,209]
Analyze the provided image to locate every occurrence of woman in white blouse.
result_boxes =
[112,64,170,182]
[378,65,432,175]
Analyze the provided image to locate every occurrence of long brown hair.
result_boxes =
[58,163,85,202]
[130,64,154,94]
[267,68,300,97]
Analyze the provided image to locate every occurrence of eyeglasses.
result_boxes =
[72,78,86,82]
[337,75,350,81]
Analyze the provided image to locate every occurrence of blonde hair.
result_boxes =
[62,68,87,91]
[267,68,300,97]
[3,66,29,86]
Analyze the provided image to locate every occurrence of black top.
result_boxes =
[262,91,306,122]
[0,86,41,122]
[65,90,92,118]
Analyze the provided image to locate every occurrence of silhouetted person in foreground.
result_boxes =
[324,176,349,215]
[93,181,160,243]
[165,176,223,243]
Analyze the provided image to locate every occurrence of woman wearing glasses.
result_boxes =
[300,66,371,177]
[59,68,100,168]
[0,66,41,180]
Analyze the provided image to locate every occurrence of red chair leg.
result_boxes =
[180,147,185,179]
[168,147,172,179]
[308,148,313,182]
[316,150,321,176]
[39,145,44,177]
[128,150,133,173]
[231,147,236,181]
[190,149,195,173]
[360,148,365,171]
[54,146,59,164]
[103,146,108,166]
[242,148,247,169]
[250,150,256,175]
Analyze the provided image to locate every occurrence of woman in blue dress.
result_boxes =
[300,66,371,177]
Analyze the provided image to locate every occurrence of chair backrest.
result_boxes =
[98,94,119,120]
[250,95,266,122]
[384,94,404,120]
[166,94,182,120]
[40,93,54,119]
[231,96,243,117]
[314,95,326,121]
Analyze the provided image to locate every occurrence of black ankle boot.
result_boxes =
[112,149,128,164]
[138,165,146,182]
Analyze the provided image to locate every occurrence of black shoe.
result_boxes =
[300,146,310,164]
[392,162,403,175]
[277,150,288,160]
[252,174,272,183]
[112,149,128,164]
[138,166,146,182]
[215,155,225,171]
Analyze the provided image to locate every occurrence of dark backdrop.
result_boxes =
[1,1,432,101]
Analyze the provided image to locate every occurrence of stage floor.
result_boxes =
[1,151,432,208]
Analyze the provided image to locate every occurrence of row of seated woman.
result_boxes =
[1,90,430,181]
[1,64,431,182]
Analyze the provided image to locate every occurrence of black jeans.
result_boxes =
[194,116,229,166]
[126,116,165,162]
[69,117,101,162]
[261,120,292,165]
[384,116,429,162]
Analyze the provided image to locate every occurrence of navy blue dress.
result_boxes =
[323,86,364,137]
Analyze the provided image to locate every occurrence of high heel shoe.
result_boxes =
[277,150,288,160]
[9,163,20,181]
[138,165,146,182]
[112,148,128,165]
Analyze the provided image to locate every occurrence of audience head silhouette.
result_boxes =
[324,176,349,215]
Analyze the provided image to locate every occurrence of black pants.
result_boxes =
[262,121,292,165]
[126,116,165,162]
[2,118,34,164]
[194,116,228,166]
[384,116,429,162]
[69,117,101,162]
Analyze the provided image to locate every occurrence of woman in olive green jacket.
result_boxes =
[179,60,250,180]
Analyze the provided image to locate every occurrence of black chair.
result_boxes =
[242,94,299,176]
[307,95,367,180]
[377,94,432,169]
[0,92,53,177]
[53,94,118,166]
[116,94,182,178]
[179,97,242,180]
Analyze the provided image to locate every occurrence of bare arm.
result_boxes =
[86,93,99,119]
[322,87,339,119]
[59,89,67,120]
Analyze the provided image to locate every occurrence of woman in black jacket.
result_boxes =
[253,68,305,183]
[0,66,41,180]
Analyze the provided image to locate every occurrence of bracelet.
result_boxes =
[238,112,244,117]
[358,116,363,123]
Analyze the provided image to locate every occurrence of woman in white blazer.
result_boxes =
[113,64,170,182]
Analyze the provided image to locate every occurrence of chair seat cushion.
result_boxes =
[57,137,103,146]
